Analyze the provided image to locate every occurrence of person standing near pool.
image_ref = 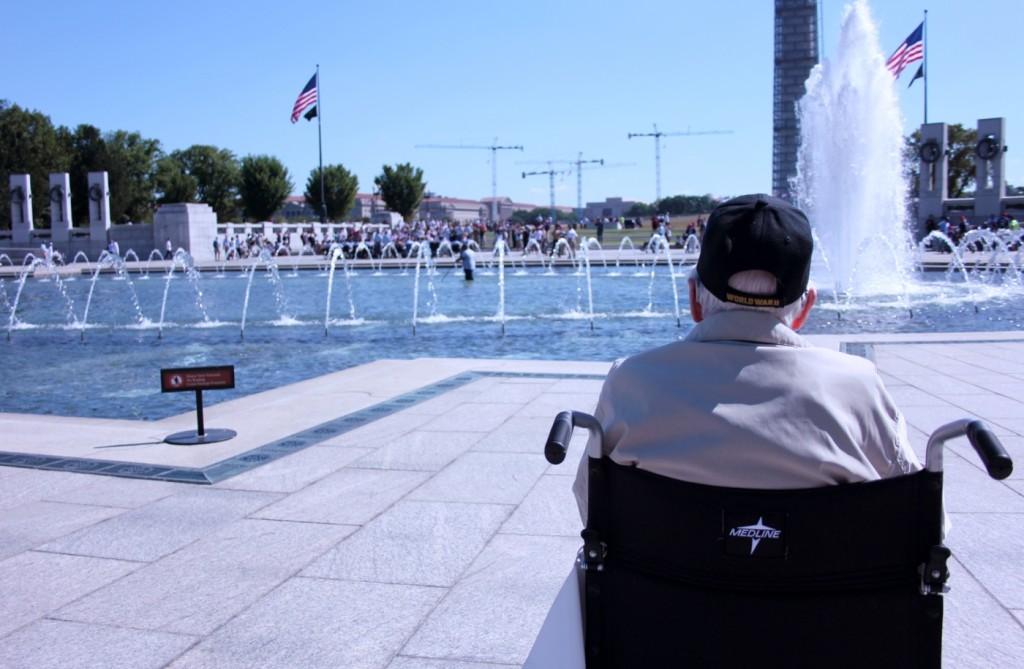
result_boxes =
[460,245,476,281]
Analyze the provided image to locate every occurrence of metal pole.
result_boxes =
[576,152,583,219]
[491,147,498,226]
[654,133,662,203]
[195,389,205,437]
[923,10,928,124]
[549,172,556,224]
[317,64,327,224]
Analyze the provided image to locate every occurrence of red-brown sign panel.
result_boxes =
[161,366,235,393]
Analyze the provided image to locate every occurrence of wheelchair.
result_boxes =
[541,411,1013,669]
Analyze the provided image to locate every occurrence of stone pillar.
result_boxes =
[49,173,72,242]
[974,117,1006,221]
[917,123,948,233]
[87,171,111,242]
[9,174,33,245]
[153,203,217,263]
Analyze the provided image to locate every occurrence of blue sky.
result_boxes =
[3,1,1020,206]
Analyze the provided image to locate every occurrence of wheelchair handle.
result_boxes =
[545,410,604,464]
[926,419,1013,480]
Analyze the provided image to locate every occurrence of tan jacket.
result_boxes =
[573,309,920,522]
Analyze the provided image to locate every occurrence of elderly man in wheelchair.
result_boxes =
[526,194,1013,669]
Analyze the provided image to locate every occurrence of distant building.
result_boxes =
[480,197,534,221]
[480,196,572,220]
[773,0,819,201]
[278,193,569,224]
[349,193,388,222]
[584,197,639,220]
[278,195,315,221]
[418,196,487,222]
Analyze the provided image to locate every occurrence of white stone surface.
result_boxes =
[0,551,141,637]
[87,171,110,238]
[303,500,510,587]
[9,173,33,244]
[0,619,196,669]
[153,203,218,263]
[168,578,442,669]
[38,488,280,562]
[48,172,72,242]
[54,518,354,635]
[401,534,579,665]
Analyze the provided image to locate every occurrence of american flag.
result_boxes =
[885,22,924,78]
[290,73,318,123]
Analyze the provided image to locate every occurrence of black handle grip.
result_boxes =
[545,411,574,464]
[966,420,1013,480]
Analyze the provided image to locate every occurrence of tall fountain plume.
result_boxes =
[793,0,912,295]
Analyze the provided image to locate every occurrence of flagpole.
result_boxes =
[923,10,928,124]
[316,64,326,224]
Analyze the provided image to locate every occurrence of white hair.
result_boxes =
[691,268,810,327]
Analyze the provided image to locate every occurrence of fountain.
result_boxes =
[580,238,596,330]
[615,237,645,276]
[80,251,148,337]
[239,248,293,338]
[643,235,682,327]
[793,0,911,296]
[0,278,10,313]
[411,240,439,335]
[787,0,1024,323]
[435,239,454,260]
[495,239,507,335]
[683,234,701,254]
[324,244,358,335]
[122,249,142,274]
[158,249,211,339]
[583,238,608,273]
[522,239,544,273]
[550,238,577,274]
[377,242,400,275]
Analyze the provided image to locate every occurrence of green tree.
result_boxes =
[66,125,162,224]
[905,124,977,198]
[175,145,240,220]
[238,155,292,221]
[0,100,72,229]
[102,130,162,223]
[154,154,198,204]
[67,124,105,225]
[625,202,655,217]
[656,194,719,216]
[374,163,426,222]
[509,208,577,224]
[305,164,358,221]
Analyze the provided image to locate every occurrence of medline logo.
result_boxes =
[728,517,782,555]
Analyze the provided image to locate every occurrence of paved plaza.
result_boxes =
[1,335,1023,668]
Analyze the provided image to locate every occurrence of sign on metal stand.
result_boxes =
[161,366,237,445]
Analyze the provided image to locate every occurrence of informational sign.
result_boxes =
[161,366,235,393]
[159,365,237,446]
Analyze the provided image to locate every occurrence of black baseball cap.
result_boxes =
[695,194,813,308]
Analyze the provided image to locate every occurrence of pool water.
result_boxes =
[2,265,1021,419]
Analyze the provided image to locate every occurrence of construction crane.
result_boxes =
[521,165,572,225]
[414,140,524,224]
[572,153,604,220]
[627,124,733,203]
[518,153,632,220]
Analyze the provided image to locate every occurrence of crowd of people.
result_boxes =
[924,211,1022,251]
[210,215,708,262]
